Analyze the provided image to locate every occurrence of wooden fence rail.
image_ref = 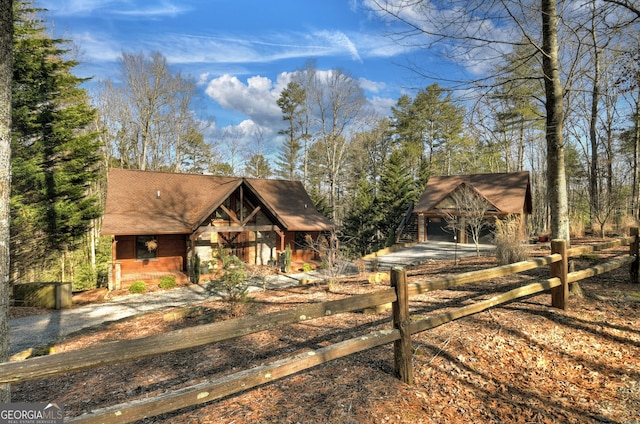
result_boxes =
[3,232,638,423]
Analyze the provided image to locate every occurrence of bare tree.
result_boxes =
[310,68,367,222]
[444,184,491,256]
[95,51,206,171]
[0,0,11,401]
[216,127,246,175]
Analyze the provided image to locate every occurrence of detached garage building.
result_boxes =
[410,171,532,243]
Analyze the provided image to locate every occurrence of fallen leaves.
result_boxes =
[9,245,640,423]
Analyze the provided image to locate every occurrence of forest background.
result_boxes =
[5,0,640,295]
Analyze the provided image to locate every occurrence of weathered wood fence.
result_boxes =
[1,230,638,423]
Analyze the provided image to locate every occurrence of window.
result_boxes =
[136,235,158,260]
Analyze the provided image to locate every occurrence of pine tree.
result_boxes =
[276,81,306,180]
[377,149,418,246]
[244,153,273,178]
[11,1,102,278]
[341,176,381,257]
[391,84,465,177]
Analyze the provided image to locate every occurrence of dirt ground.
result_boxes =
[9,240,640,423]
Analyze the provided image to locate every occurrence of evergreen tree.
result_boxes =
[244,153,273,178]
[340,176,381,257]
[11,1,102,278]
[391,84,465,177]
[376,149,418,246]
[276,81,305,180]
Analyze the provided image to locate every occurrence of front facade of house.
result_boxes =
[405,171,532,243]
[101,169,335,282]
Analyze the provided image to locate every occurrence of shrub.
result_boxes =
[207,249,250,315]
[159,275,177,289]
[73,263,98,292]
[494,215,529,265]
[301,263,313,272]
[129,280,147,294]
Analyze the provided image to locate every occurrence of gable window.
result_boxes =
[136,235,158,260]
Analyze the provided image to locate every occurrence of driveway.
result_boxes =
[9,241,494,357]
[366,241,495,269]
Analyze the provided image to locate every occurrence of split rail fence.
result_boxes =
[1,229,638,423]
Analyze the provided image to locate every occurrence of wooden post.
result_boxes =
[391,267,414,385]
[110,236,117,291]
[550,239,568,310]
[630,227,639,284]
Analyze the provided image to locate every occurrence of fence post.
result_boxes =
[391,267,414,385]
[550,239,568,310]
[631,227,639,284]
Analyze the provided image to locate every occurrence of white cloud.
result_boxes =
[71,32,122,63]
[367,96,397,118]
[313,30,362,62]
[204,74,283,128]
[361,0,516,76]
[359,77,386,94]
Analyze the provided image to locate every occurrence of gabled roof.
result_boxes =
[100,168,335,235]
[414,171,532,215]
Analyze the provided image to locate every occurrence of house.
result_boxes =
[399,171,532,243]
[100,168,335,284]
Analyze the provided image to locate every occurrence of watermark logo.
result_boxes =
[0,402,64,424]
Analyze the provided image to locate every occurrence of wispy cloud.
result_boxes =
[112,2,190,18]
[313,30,362,62]
[41,0,190,18]
[72,28,402,70]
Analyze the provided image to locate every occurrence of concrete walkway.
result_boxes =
[9,272,320,357]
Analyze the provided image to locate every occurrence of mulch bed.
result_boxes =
[9,240,640,423]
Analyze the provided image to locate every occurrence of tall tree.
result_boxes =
[95,51,207,171]
[376,149,418,246]
[485,41,545,173]
[292,60,318,187]
[541,0,569,242]
[309,68,366,223]
[391,84,465,178]
[11,0,103,278]
[0,0,12,402]
[276,80,305,180]
[340,175,381,257]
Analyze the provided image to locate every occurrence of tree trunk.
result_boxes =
[634,96,640,220]
[589,2,600,229]
[542,0,570,243]
[0,0,12,402]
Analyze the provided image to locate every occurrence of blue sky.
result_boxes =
[39,0,470,145]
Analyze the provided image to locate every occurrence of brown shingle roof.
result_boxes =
[244,178,334,231]
[100,168,335,235]
[414,171,532,215]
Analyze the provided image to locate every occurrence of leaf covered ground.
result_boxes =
[10,241,640,423]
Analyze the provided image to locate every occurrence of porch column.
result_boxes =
[418,214,426,242]
[110,236,117,291]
